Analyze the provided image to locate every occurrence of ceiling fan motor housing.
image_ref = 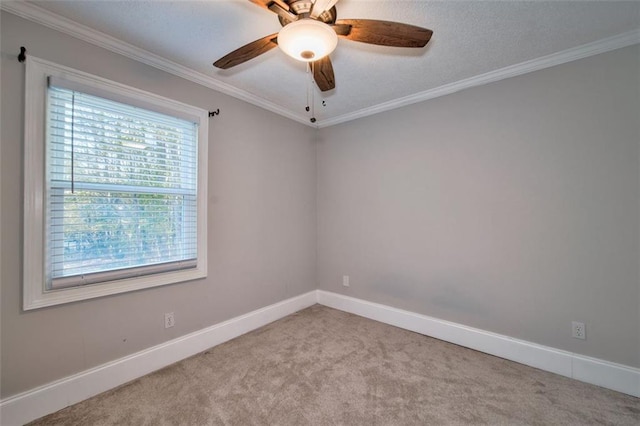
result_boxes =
[278,1,337,26]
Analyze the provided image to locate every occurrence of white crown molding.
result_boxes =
[0,0,313,127]
[2,1,638,129]
[318,29,640,128]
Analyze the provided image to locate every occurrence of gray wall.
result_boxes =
[1,12,317,398]
[317,45,640,368]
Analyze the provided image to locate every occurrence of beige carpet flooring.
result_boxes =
[30,305,639,425]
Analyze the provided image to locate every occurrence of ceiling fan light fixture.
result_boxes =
[277,19,338,62]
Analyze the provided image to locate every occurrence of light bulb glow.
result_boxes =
[277,19,338,62]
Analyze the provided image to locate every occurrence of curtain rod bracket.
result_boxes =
[18,46,27,63]
[209,109,220,118]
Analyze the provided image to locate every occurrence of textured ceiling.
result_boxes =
[11,1,640,126]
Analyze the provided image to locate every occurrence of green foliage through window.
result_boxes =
[47,86,198,286]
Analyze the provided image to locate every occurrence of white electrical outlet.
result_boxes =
[342,275,350,287]
[165,312,175,329]
[572,321,585,340]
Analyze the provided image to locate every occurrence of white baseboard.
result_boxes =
[3,290,638,425]
[0,291,317,426]
[316,290,640,398]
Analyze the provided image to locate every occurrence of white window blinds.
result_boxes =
[47,82,199,289]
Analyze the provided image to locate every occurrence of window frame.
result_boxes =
[23,56,208,310]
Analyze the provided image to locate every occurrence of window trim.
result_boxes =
[24,56,208,310]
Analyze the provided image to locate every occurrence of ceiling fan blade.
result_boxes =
[312,56,335,92]
[310,0,340,19]
[334,19,433,47]
[331,23,351,36]
[213,33,279,69]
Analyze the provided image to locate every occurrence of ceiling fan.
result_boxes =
[213,0,433,92]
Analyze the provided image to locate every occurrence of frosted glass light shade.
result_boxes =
[277,19,338,62]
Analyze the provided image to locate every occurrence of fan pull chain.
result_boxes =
[303,63,329,124]
[305,63,311,114]
[305,63,316,123]
[310,79,316,124]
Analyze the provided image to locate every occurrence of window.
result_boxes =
[24,57,208,310]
